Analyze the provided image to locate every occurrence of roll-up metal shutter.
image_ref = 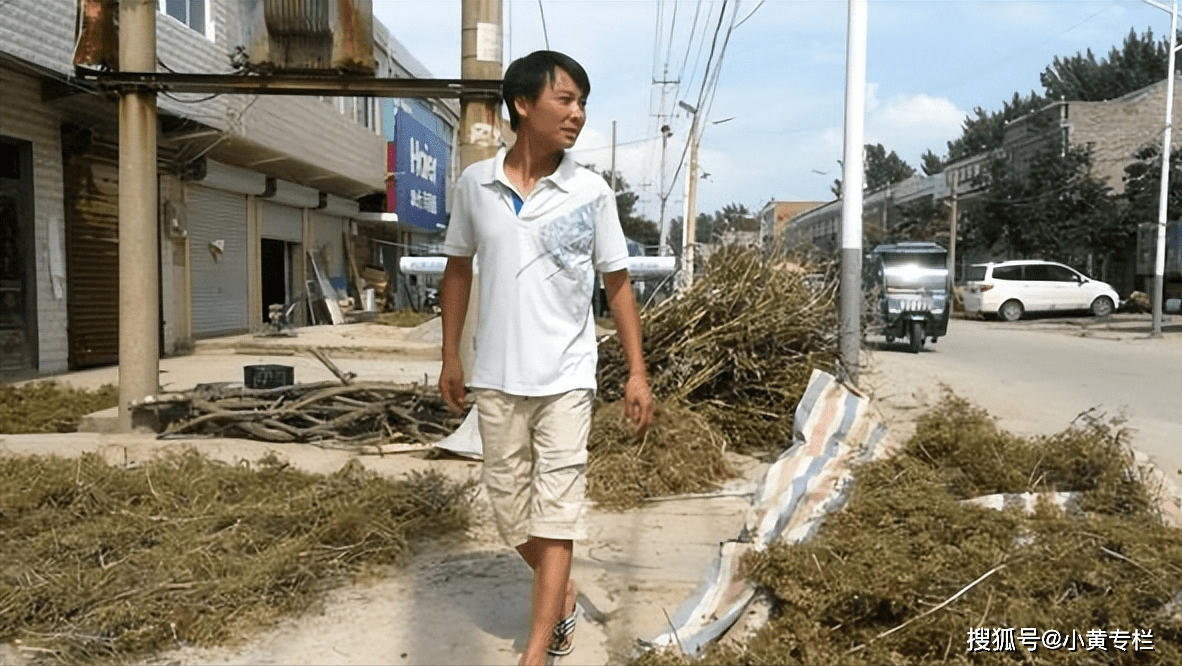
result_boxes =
[64,156,119,369]
[188,185,249,337]
[262,200,302,242]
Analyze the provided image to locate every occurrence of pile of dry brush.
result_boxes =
[636,393,1182,666]
[599,244,840,457]
[588,245,840,507]
[0,449,474,665]
[154,381,464,452]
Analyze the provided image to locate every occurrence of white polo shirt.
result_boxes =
[442,148,630,396]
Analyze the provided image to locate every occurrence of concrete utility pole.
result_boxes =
[840,0,867,380]
[458,0,502,375]
[948,172,958,281]
[460,0,503,169]
[679,100,700,288]
[1144,0,1179,337]
[118,0,159,430]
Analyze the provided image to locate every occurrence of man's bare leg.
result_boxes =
[516,537,577,665]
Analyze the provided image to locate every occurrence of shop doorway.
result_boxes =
[0,138,37,379]
[261,237,301,326]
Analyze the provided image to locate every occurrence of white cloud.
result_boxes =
[866,89,965,166]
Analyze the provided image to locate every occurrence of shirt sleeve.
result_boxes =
[441,170,476,257]
[592,183,630,273]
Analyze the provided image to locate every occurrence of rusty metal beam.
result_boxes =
[78,71,502,98]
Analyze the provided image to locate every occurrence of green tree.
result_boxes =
[892,198,947,244]
[830,146,915,197]
[971,145,1116,260]
[1122,142,1182,226]
[666,212,715,252]
[864,143,916,191]
[711,202,758,240]
[946,92,1046,162]
[595,169,660,248]
[920,150,945,176]
[1041,28,1174,102]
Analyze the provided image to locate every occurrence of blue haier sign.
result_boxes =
[392,111,449,231]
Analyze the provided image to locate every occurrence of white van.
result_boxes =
[962,260,1119,321]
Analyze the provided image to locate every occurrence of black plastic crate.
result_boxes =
[243,364,294,389]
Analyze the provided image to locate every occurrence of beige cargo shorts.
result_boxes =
[473,388,593,548]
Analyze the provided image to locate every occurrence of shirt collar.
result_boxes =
[485,147,579,195]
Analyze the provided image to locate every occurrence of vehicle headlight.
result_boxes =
[887,299,901,314]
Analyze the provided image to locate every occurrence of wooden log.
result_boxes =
[309,347,356,385]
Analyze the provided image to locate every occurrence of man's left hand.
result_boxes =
[624,373,654,436]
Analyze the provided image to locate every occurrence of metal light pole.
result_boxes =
[1144,0,1179,337]
[840,0,868,380]
[657,124,673,255]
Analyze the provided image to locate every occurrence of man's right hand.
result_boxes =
[438,359,467,412]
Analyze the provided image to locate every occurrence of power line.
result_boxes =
[734,0,764,29]
[663,0,730,202]
[536,0,550,50]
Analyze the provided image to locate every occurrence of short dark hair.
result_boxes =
[502,51,590,132]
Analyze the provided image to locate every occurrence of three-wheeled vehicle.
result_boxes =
[867,241,952,353]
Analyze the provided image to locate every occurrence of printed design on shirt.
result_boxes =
[540,200,595,272]
[515,200,596,322]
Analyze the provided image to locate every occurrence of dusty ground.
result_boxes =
[5,315,1177,666]
[1,321,767,666]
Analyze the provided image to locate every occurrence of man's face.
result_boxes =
[515,67,587,151]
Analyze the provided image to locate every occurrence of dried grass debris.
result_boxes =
[635,393,1182,666]
[0,449,474,665]
[587,401,733,510]
[0,382,118,434]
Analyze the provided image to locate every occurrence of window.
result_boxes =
[1024,264,1051,281]
[160,0,209,38]
[992,266,1022,281]
[1045,265,1078,283]
[965,265,987,282]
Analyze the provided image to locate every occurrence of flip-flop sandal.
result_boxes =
[547,606,578,657]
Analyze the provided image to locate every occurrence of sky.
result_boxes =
[374,0,1174,226]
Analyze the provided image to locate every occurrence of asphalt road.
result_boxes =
[861,315,1182,482]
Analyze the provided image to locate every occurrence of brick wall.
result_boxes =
[1068,81,1182,195]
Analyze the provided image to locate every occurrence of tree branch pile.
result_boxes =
[154,381,466,453]
[598,244,841,456]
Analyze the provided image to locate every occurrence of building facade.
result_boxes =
[779,77,1182,291]
[0,0,456,380]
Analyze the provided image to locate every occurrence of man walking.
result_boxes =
[438,50,653,665]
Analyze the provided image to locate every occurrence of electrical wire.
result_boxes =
[676,0,705,85]
[733,0,764,29]
[162,92,222,104]
[662,0,730,202]
[537,0,550,50]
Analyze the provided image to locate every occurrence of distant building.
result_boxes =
[758,200,824,251]
[778,77,1182,293]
